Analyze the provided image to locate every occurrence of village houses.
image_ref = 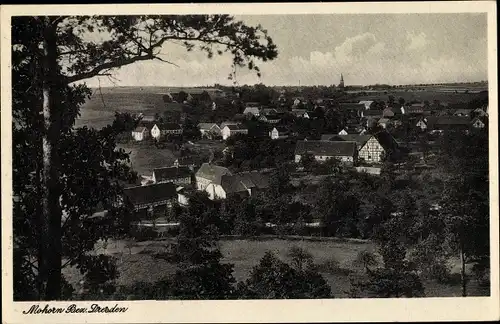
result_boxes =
[321,132,396,164]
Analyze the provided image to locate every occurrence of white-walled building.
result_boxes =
[221,124,249,140]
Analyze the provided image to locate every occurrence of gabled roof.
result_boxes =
[138,120,156,129]
[220,171,270,194]
[378,118,391,123]
[371,130,398,151]
[124,182,177,206]
[156,122,182,130]
[153,166,192,182]
[324,134,373,148]
[263,114,281,120]
[243,107,260,114]
[133,127,148,133]
[272,126,290,133]
[261,108,278,115]
[225,124,248,131]
[220,121,239,128]
[295,140,357,157]
[198,123,219,130]
[426,116,471,127]
[453,109,473,115]
[196,163,233,184]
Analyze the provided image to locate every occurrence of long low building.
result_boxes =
[123,182,178,219]
[294,140,357,165]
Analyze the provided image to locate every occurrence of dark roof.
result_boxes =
[372,130,398,151]
[261,108,278,115]
[157,122,182,130]
[124,182,177,206]
[153,166,192,182]
[196,163,233,185]
[364,110,384,116]
[339,103,365,111]
[426,116,471,127]
[272,126,290,133]
[324,134,373,148]
[198,123,219,130]
[264,114,281,120]
[133,127,148,133]
[226,124,248,131]
[176,155,206,166]
[138,121,155,129]
[320,134,337,141]
[220,171,270,194]
[453,109,473,115]
[295,140,357,157]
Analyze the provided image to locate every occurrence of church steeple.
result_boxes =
[339,73,345,89]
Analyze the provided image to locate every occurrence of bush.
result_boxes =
[316,258,352,276]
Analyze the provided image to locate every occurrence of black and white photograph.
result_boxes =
[1,2,499,323]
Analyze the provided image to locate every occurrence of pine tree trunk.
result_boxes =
[41,16,62,300]
[460,244,467,297]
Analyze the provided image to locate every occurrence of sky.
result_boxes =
[83,13,488,88]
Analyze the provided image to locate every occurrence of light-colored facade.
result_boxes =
[221,125,248,140]
[294,154,354,164]
[358,137,385,163]
[132,127,149,141]
[472,118,486,129]
[205,183,227,200]
[269,127,289,140]
[151,124,183,139]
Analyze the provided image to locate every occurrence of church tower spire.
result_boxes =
[339,73,345,89]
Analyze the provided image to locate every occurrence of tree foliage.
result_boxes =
[237,251,331,299]
[12,14,277,300]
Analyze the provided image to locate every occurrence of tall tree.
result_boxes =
[237,251,331,299]
[12,14,277,300]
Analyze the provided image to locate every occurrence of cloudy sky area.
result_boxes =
[84,13,488,87]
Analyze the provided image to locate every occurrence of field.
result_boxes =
[351,90,486,105]
[62,237,489,298]
[116,143,177,176]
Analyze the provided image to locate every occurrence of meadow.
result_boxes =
[62,237,489,298]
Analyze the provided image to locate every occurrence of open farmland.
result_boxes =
[62,237,489,298]
[352,90,487,105]
[75,88,169,129]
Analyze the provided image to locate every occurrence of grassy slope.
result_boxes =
[63,238,489,298]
